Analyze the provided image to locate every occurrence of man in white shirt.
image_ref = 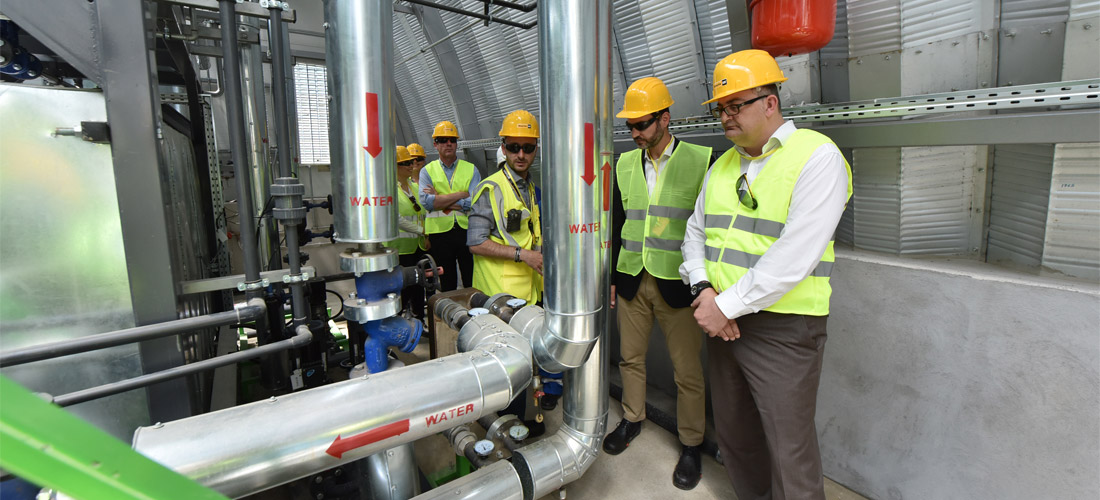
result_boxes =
[680,50,852,500]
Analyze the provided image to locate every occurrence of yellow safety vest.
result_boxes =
[385,179,426,255]
[616,140,712,280]
[703,129,852,316]
[424,159,475,234]
[470,167,543,303]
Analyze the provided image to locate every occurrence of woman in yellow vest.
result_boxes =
[680,50,853,500]
[387,146,428,319]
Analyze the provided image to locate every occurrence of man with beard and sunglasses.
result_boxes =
[680,50,852,500]
[467,110,561,424]
[419,121,481,291]
[604,77,712,491]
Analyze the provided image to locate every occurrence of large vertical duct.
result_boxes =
[325,0,396,244]
[511,1,613,497]
[532,0,603,374]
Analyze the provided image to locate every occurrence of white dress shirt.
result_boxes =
[643,136,676,197]
[678,120,849,319]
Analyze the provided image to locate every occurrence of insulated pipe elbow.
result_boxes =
[512,426,603,500]
[508,305,596,373]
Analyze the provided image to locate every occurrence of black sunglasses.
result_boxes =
[710,95,767,119]
[434,137,457,144]
[624,112,661,132]
[397,160,413,167]
[736,173,758,210]
[503,142,537,154]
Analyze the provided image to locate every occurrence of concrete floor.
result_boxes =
[533,395,867,500]
[389,335,868,500]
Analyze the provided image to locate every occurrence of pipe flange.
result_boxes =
[237,278,270,291]
[281,271,311,283]
[343,295,401,323]
[339,247,398,274]
[484,414,523,441]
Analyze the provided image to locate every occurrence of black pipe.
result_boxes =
[402,0,536,29]
[478,0,537,12]
[220,0,263,296]
[0,300,266,368]
[52,325,313,407]
[267,6,308,326]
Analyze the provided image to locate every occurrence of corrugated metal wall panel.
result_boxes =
[898,146,977,255]
[846,0,901,57]
[821,0,851,60]
[293,63,329,165]
[986,145,1054,268]
[1001,0,1070,27]
[1070,0,1100,19]
[900,0,982,48]
[613,0,655,83]
[395,12,459,145]
[441,8,496,129]
[852,148,902,253]
[1042,143,1100,280]
[692,0,733,79]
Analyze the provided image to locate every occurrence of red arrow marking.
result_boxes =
[362,92,382,158]
[581,123,595,185]
[325,419,409,459]
[601,161,611,211]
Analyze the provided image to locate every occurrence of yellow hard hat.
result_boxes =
[702,49,788,105]
[407,143,426,158]
[396,145,413,163]
[432,121,459,138]
[617,77,675,119]
[498,110,540,138]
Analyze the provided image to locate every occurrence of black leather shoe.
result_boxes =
[540,393,559,411]
[672,444,702,490]
[601,418,642,455]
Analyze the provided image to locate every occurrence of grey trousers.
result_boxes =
[708,311,828,500]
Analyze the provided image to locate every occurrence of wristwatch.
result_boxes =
[690,280,713,297]
[514,247,523,262]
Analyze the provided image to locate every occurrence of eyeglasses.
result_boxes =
[710,95,767,119]
[736,173,758,210]
[397,160,413,167]
[624,112,661,132]
[503,142,537,154]
[434,137,457,144]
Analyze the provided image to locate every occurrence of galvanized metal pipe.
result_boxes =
[411,460,524,500]
[219,0,263,292]
[325,0,397,243]
[54,323,311,408]
[415,2,614,498]
[0,299,266,368]
[132,314,532,498]
[530,0,602,373]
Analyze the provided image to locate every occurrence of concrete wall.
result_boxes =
[820,249,1099,500]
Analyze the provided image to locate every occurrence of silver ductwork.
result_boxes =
[413,1,615,498]
[325,0,397,243]
[132,314,532,498]
[532,0,606,374]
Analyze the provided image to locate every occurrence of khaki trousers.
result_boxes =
[617,271,706,446]
[708,310,828,500]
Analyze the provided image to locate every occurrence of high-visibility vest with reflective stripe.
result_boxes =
[703,128,852,316]
[385,179,426,255]
[469,168,543,303]
[424,159,475,234]
[616,141,712,280]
